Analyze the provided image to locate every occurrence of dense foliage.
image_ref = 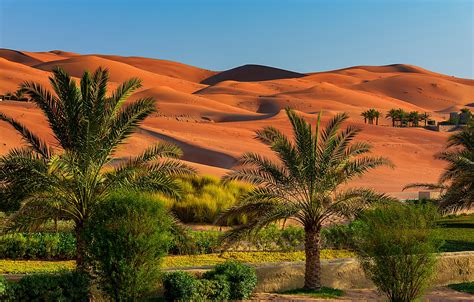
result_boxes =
[163,260,257,301]
[217,108,392,289]
[354,204,441,302]
[0,232,75,260]
[5,271,90,302]
[84,192,172,301]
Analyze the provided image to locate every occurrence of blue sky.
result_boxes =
[1,0,473,78]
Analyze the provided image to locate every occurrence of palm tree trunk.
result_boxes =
[74,222,87,271]
[304,225,322,290]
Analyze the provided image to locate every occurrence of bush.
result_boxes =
[84,191,172,301]
[162,271,197,301]
[163,261,256,301]
[194,276,230,301]
[0,275,10,300]
[321,221,364,250]
[203,260,257,300]
[0,232,76,260]
[8,271,90,301]
[353,204,441,302]
[160,176,251,225]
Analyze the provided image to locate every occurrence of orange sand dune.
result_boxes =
[1,49,472,193]
[33,55,206,93]
[95,55,216,83]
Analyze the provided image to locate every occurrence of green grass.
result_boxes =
[448,282,474,294]
[279,287,344,299]
[0,250,355,274]
[435,214,474,252]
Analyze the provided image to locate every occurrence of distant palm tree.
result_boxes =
[373,110,381,125]
[217,109,394,290]
[0,67,194,270]
[405,121,473,212]
[386,109,399,127]
[421,112,431,127]
[361,109,381,125]
[408,111,421,127]
[361,111,369,124]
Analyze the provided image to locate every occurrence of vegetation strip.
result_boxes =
[0,250,355,274]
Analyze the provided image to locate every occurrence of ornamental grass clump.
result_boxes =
[354,204,441,302]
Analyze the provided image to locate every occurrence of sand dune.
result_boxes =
[33,55,205,93]
[201,64,305,85]
[1,49,472,192]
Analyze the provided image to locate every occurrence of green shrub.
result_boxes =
[162,271,197,301]
[9,271,90,301]
[321,222,363,250]
[194,276,230,301]
[0,232,76,260]
[0,275,10,300]
[84,191,172,301]
[203,260,257,300]
[160,176,251,225]
[353,204,441,302]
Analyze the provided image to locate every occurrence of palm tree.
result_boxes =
[373,110,380,125]
[421,112,431,127]
[0,67,194,269]
[216,109,394,290]
[404,121,473,212]
[386,109,398,127]
[361,111,369,124]
[408,111,421,127]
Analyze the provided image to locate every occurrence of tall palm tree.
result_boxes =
[216,109,394,290]
[404,121,473,212]
[0,67,194,269]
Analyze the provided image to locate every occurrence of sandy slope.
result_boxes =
[1,49,472,194]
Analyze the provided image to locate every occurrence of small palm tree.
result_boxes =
[408,111,421,127]
[361,111,368,124]
[373,110,380,125]
[421,112,431,127]
[216,109,394,289]
[386,109,398,127]
[405,121,473,212]
[0,67,194,269]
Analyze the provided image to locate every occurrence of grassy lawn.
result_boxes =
[279,287,344,299]
[435,214,474,252]
[0,250,355,274]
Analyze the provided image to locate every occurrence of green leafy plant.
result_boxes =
[203,260,257,300]
[354,204,441,302]
[9,271,90,302]
[84,191,172,301]
[162,271,198,301]
[0,232,75,260]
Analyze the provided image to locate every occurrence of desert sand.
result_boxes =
[1,48,473,196]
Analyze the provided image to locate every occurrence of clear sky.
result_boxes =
[1,0,473,78]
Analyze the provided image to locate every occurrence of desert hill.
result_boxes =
[1,49,472,195]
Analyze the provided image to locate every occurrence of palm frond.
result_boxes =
[0,113,52,158]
